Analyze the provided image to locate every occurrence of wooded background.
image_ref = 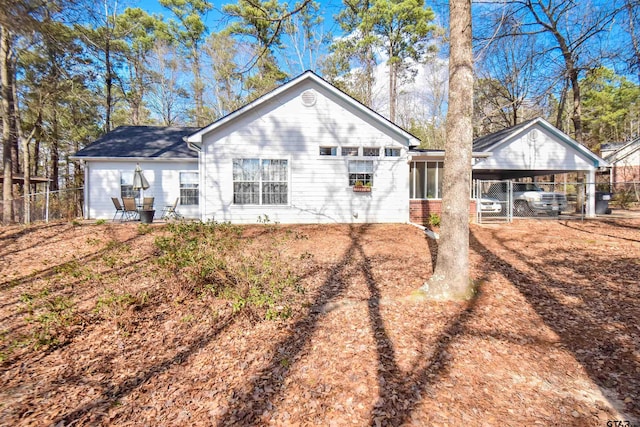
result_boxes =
[1,0,639,222]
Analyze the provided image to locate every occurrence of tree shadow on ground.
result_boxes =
[216,224,483,426]
[215,225,369,425]
[53,314,237,425]
[469,229,640,421]
[355,231,480,425]
[558,220,640,243]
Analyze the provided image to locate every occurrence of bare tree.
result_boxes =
[421,0,474,300]
[476,0,620,143]
[147,41,189,126]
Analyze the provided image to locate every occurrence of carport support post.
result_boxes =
[586,170,596,217]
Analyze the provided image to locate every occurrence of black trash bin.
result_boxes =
[595,192,612,215]
[139,209,155,223]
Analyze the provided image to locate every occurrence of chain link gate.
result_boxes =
[475,180,512,223]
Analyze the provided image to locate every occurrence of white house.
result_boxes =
[184,71,418,223]
[73,71,608,223]
[601,138,640,184]
[71,126,201,220]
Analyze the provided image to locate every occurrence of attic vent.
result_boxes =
[301,90,317,107]
[528,129,539,142]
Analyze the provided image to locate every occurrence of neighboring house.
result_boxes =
[72,126,200,220]
[73,72,608,223]
[601,138,640,184]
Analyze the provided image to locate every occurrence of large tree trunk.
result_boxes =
[50,109,60,191]
[568,67,583,143]
[389,58,397,123]
[421,0,474,300]
[105,37,113,132]
[192,47,205,127]
[555,78,569,132]
[1,26,15,224]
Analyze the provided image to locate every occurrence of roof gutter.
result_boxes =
[185,137,202,153]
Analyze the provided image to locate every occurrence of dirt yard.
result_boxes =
[0,217,638,426]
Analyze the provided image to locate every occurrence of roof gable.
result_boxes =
[473,117,607,168]
[186,71,420,147]
[603,137,640,163]
[73,126,199,159]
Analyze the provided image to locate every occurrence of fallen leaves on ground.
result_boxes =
[0,216,639,426]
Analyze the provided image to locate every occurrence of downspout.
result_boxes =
[185,138,203,221]
[83,161,89,219]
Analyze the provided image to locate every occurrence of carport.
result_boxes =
[471,118,608,218]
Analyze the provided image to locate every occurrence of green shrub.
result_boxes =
[154,221,303,320]
[22,295,76,349]
[94,290,147,318]
[613,189,636,209]
[429,213,441,227]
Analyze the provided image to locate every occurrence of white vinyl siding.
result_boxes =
[83,160,199,220]
[199,79,410,224]
[473,127,595,171]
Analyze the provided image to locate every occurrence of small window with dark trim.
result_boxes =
[319,146,337,156]
[363,147,380,157]
[341,147,359,156]
[385,148,401,157]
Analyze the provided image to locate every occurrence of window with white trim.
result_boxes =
[319,146,337,156]
[348,160,373,186]
[384,148,401,157]
[410,161,443,199]
[120,172,138,198]
[341,147,359,156]
[180,172,199,205]
[233,159,288,205]
[362,147,380,157]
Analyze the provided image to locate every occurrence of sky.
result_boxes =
[132,0,348,38]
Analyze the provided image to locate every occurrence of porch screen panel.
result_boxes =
[261,159,288,205]
[233,159,260,204]
[412,162,426,198]
[427,162,437,198]
[437,162,443,198]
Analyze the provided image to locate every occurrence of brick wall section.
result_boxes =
[409,199,478,224]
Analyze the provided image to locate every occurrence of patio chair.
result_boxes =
[111,197,126,221]
[122,197,139,221]
[161,197,183,220]
[142,197,155,210]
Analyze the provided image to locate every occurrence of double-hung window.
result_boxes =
[180,172,199,205]
[120,172,137,198]
[233,159,288,205]
[348,160,374,186]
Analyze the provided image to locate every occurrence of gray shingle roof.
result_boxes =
[73,126,199,159]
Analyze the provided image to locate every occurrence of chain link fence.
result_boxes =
[475,180,640,223]
[0,187,84,224]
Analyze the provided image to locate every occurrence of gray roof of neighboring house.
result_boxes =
[72,126,199,159]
